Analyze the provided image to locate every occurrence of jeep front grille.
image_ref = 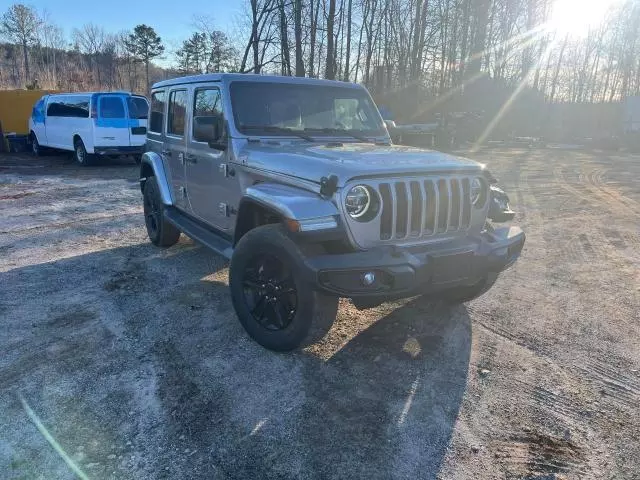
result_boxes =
[378,177,472,240]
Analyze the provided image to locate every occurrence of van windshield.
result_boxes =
[230,81,385,138]
[128,96,149,119]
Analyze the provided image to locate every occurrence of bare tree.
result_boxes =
[0,3,42,83]
[325,0,337,79]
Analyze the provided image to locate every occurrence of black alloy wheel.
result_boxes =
[242,253,298,331]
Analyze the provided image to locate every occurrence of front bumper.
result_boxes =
[304,226,525,298]
[94,145,144,156]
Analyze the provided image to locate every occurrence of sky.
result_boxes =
[5,0,243,61]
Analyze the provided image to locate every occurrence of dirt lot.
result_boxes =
[0,148,638,479]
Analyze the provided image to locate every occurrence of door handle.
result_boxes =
[185,154,198,164]
[161,149,172,157]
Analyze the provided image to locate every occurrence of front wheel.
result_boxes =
[31,134,42,156]
[229,224,339,351]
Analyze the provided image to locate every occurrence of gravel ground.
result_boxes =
[0,149,638,479]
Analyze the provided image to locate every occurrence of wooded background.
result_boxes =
[2,1,639,141]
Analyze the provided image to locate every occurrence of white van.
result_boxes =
[29,92,149,165]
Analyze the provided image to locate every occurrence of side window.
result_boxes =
[47,101,62,117]
[46,98,89,118]
[192,88,222,142]
[150,91,165,133]
[167,90,187,136]
[99,96,125,119]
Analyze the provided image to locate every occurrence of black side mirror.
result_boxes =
[193,114,227,151]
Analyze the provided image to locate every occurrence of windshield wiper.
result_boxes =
[241,125,314,142]
[303,127,374,143]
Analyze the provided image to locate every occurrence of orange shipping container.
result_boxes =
[0,90,57,135]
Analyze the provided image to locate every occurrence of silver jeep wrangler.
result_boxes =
[140,74,524,351]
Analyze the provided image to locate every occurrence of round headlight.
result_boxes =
[345,185,371,218]
[471,177,486,206]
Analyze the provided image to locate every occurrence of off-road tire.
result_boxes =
[229,224,339,351]
[441,273,499,304]
[143,176,181,247]
[74,138,93,166]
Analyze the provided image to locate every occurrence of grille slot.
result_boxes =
[437,179,449,233]
[409,181,423,236]
[461,178,471,228]
[449,178,461,230]
[394,183,408,238]
[379,183,393,240]
[372,175,475,243]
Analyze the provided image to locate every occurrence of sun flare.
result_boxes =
[549,0,621,37]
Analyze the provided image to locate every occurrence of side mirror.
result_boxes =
[384,119,397,131]
[193,115,227,151]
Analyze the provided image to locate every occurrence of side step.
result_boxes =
[164,207,234,259]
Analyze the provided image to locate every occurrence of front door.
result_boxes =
[185,85,237,231]
[95,95,130,148]
[164,89,189,211]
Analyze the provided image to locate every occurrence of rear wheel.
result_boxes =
[143,176,181,247]
[74,138,93,166]
[229,224,339,351]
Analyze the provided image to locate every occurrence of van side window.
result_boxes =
[47,98,89,118]
[150,91,165,133]
[47,97,89,118]
[192,88,222,142]
[168,90,187,137]
[100,96,125,118]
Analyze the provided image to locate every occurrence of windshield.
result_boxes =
[230,81,385,137]
[127,96,149,119]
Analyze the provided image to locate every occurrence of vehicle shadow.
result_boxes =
[0,152,139,181]
[296,299,471,479]
[0,242,470,480]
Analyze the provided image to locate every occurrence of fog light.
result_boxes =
[361,272,376,286]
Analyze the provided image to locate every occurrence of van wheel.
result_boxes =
[229,224,339,351]
[74,138,93,166]
[30,134,42,156]
[143,176,180,247]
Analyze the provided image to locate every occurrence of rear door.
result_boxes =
[126,95,149,147]
[164,88,190,211]
[95,95,129,148]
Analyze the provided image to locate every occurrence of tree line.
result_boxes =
[1,1,640,133]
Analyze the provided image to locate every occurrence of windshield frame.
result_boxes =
[228,80,387,140]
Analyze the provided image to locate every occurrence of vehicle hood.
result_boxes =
[236,142,484,187]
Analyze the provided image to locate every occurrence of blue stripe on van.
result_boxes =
[94,118,141,128]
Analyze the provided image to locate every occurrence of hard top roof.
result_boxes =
[152,73,363,90]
